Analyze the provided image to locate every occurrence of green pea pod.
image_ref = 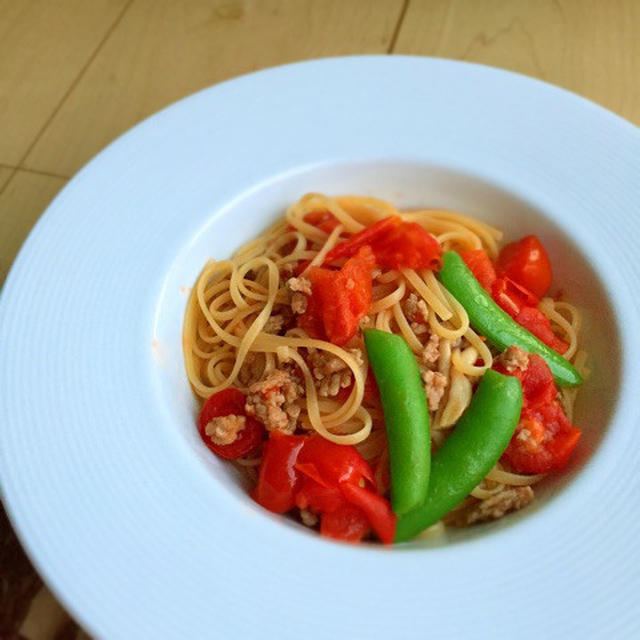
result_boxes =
[395,369,522,542]
[364,329,430,515]
[438,251,582,387]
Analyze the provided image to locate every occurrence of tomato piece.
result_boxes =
[252,432,305,513]
[295,435,375,486]
[301,245,375,345]
[295,473,346,514]
[502,403,581,474]
[373,222,442,271]
[320,503,370,543]
[496,235,553,298]
[461,249,497,291]
[340,482,396,545]
[323,216,442,271]
[514,307,568,354]
[303,210,341,234]
[323,216,401,263]
[494,353,556,409]
[198,388,264,460]
[492,276,540,318]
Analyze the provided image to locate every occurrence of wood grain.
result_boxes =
[394,0,640,125]
[0,167,12,193]
[24,0,404,176]
[0,171,67,284]
[0,0,130,167]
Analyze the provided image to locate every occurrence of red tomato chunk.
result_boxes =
[495,353,581,474]
[254,432,396,544]
[496,234,553,298]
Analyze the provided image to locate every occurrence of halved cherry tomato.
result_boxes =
[198,388,263,460]
[323,216,401,263]
[492,276,540,318]
[496,235,553,298]
[320,503,370,543]
[303,210,341,234]
[300,245,375,345]
[514,307,568,354]
[340,482,396,545]
[252,431,304,513]
[460,249,496,291]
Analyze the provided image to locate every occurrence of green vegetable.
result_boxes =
[395,369,522,542]
[364,329,431,515]
[438,250,582,387]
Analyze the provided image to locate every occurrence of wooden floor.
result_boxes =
[1,0,638,637]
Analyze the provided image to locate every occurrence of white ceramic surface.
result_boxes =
[1,56,639,639]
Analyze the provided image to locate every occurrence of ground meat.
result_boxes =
[204,414,246,446]
[245,369,303,434]
[238,352,264,387]
[422,333,441,367]
[422,369,448,411]
[308,348,363,398]
[287,276,312,295]
[286,276,312,315]
[499,345,530,373]
[448,486,535,526]
[263,315,284,334]
[359,315,373,329]
[404,293,429,323]
[410,322,428,335]
[299,509,318,527]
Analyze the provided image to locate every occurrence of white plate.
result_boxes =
[1,56,640,639]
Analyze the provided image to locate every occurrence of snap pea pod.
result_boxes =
[438,251,582,387]
[364,329,430,515]
[395,369,522,542]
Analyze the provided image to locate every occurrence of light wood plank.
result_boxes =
[0,167,13,193]
[0,171,66,284]
[0,0,130,167]
[394,0,640,124]
[24,0,404,177]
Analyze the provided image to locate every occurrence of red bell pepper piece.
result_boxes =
[198,388,264,460]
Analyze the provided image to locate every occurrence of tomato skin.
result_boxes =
[303,210,341,234]
[253,432,395,543]
[461,249,497,291]
[324,216,401,263]
[373,222,442,271]
[320,503,370,543]
[496,353,581,473]
[323,216,442,271]
[301,245,375,346]
[502,404,581,474]
[340,482,396,545]
[296,436,375,486]
[496,235,553,298]
[198,389,264,460]
[514,307,568,354]
[252,431,304,513]
[492,276,540,318]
